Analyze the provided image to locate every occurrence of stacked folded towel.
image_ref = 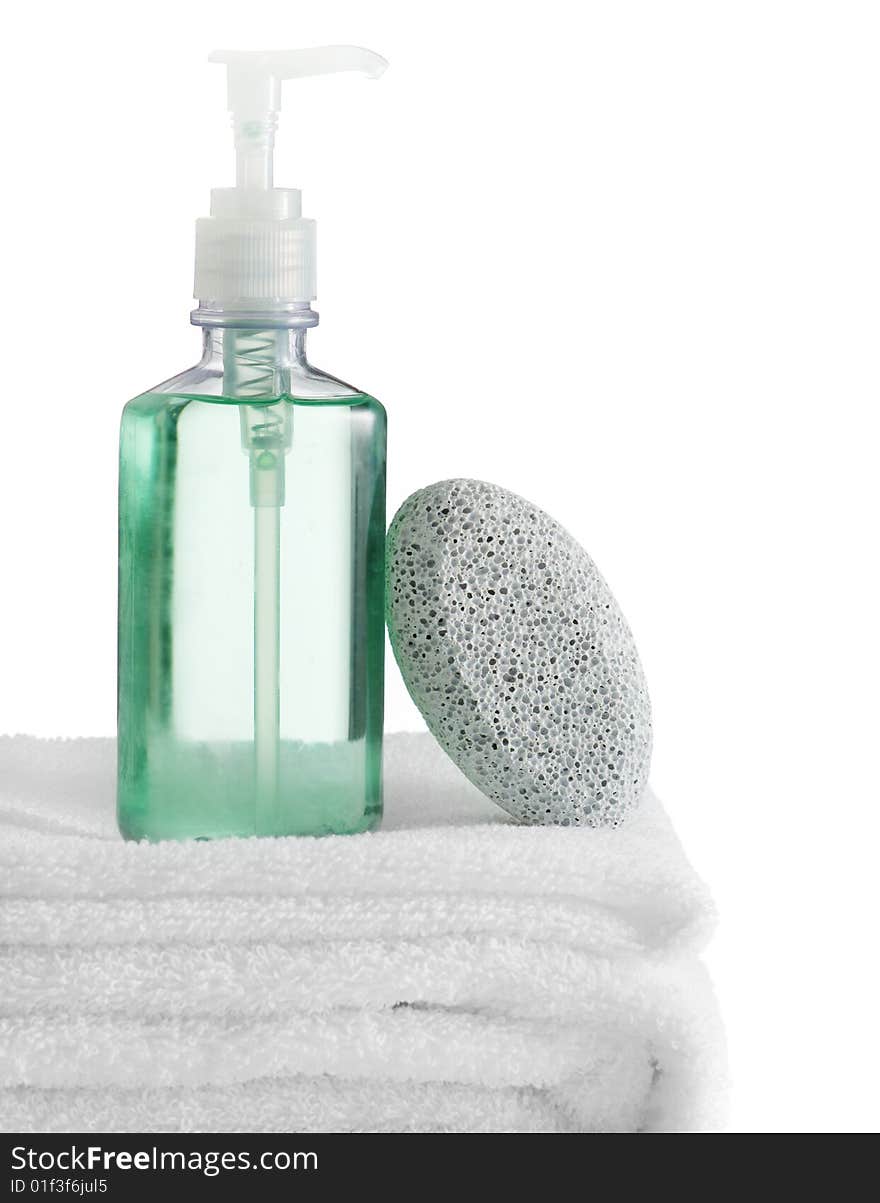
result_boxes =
[0,732,725,1133]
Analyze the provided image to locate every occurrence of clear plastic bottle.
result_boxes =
[118,48,387,839]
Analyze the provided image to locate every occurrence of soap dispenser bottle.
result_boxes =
[118,47,387,841]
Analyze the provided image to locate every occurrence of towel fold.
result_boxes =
[3,1075,640,1135]
[0,732,725,1133]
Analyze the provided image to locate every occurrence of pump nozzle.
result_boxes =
[209,47,388,190]
[193,46,388,318]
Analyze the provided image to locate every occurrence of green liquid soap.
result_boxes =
[117,45,390,840]
[118,385,386,840]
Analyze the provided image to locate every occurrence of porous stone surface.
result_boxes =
[386,479,652,826]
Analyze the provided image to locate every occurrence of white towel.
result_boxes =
[0,732,725,1133]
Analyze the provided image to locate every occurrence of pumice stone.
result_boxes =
[386,479,652,826]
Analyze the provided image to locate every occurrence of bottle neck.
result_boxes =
[200,327,310,369]
[200,327,310,400]
[191,300,319,330]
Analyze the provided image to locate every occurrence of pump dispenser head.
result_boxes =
[193,46,388,325]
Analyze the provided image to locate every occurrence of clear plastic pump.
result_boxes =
[194,47,388,316]
[212,47,387,189]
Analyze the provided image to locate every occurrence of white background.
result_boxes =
[1,0,877,1133]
